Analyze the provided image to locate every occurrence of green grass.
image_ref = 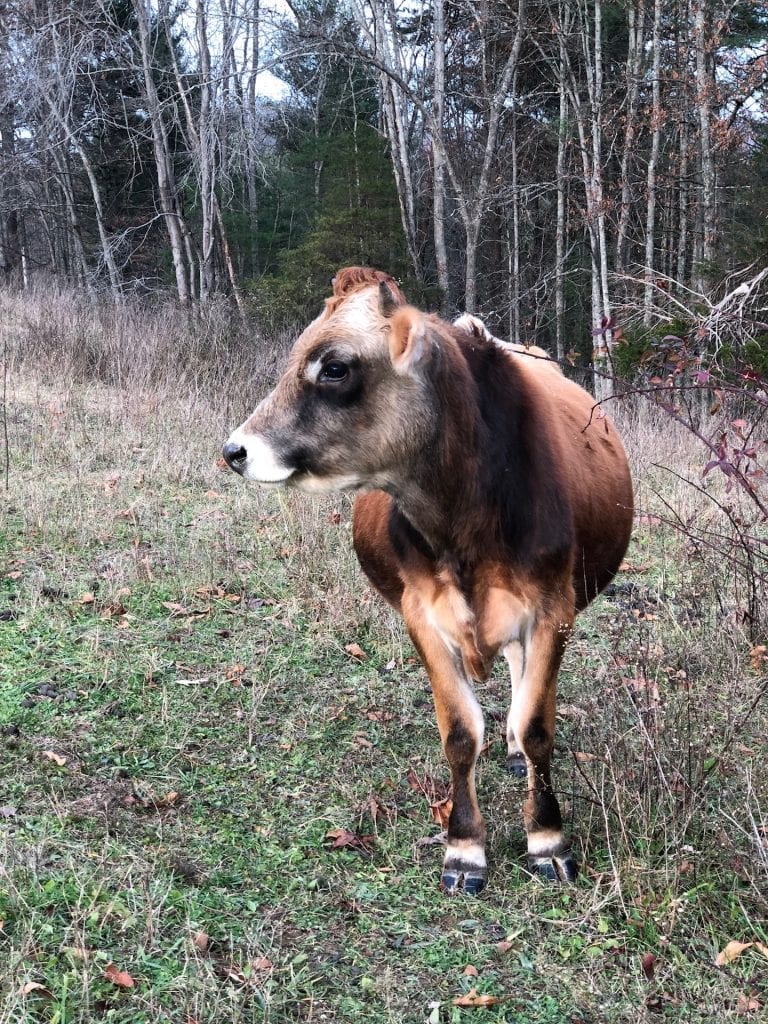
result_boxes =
[1,377,767,1023]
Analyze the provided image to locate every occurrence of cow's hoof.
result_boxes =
[440,867,487,895]
[528,853,578,883]
[505,752,527,778]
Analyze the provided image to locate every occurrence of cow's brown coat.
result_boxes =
[224,267,634,891]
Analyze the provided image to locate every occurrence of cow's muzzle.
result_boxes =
[222,442,247,475]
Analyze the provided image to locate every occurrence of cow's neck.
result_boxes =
[387,361,484,565]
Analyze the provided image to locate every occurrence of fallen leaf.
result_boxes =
[366,708,395,722]
[429,795,453,829]
[452,988,502,1008]
[100,601,127,619]
[621,676,661,702]
[323,828,374,854]
[736,994,762,1014]
[344,642,368,661]
[749,646,767,672]
[407,769,451,803]
[18,982,52,997]
[43,750,67,767]
[574,751,598,763]
[642,952,656,980]
[717,940,754,966]
[162,601,192,617]
[619,560,648,573]
[103,963,135,988]
[222,964,247,985]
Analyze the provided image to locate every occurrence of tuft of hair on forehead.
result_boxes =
[327,267,406,312]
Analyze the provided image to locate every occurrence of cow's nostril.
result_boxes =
[223,442,248,473]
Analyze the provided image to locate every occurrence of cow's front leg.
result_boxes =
[508,611,577,883]
[403,594,487,895]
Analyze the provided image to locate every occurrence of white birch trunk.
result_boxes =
[133,0,192,307]
[643,0,663,324]
[615,0,646,276]
[432,0,449,311]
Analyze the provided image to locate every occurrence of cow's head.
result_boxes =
[223,268,438,494]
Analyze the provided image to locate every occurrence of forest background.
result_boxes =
[1,0,767,380]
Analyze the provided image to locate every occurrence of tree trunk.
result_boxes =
[0,94,20,284]
[511,104,521,346]
[555,22,568,361]
[693,0,717,292]
[432,0,449,312]
[643,0,662,324]
[133,0,192,307]
[245,0,260,276]
[615,0,646,277]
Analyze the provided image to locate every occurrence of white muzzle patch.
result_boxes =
[227,428,294,485]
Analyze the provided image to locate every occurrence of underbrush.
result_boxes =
[1,286,767,1023]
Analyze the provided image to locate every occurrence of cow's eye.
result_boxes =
[319,360,349,383]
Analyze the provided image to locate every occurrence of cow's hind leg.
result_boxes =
[404,602,487,894]
[504,641,527,778]
[507,615,577,883]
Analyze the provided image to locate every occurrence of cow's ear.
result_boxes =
[379,279,402,317]
[389,306,429,375]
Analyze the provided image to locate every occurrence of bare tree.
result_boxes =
[643,0,663,324]
[132,0,194,307]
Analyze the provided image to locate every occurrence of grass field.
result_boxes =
[1,288,767,1022]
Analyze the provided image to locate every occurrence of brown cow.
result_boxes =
[223,267,633,894]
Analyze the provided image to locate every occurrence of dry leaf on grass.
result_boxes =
[641,953,656,980]
[18,982,52,997]
[42,750,67,767]
[452,988,502,1008]
[715,940,767,966]
[323,828,375,854]
[574,751,598,763]
[736,994,762,1014]
[429,795,453,829]
[104,963,135,988]
[344,642,368,661]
